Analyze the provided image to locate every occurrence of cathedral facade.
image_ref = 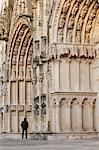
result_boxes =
[0,0,99,139]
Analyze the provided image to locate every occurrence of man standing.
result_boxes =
[21,118,29,139]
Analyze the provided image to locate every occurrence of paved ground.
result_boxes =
[0,138,99,150]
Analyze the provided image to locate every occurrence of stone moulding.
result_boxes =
[49,43,96,59]
[51,91,97,104]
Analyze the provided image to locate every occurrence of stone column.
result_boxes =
[52,99,56,132]
[32,66,37,132]
[2,40,7,133]
[2,81,7,133]
[8,82,11,132]
[88,103,94,131]
[96,93,99,131]
[0,113,2,133]
[65,102,71,131]
[42,0,47,36]
[88,61,91,91]
[55,101,60,132]
[65,59,70,91]
[38,65,43,132]
[76,59,81,91]
[38,81,42,132]
[32,84,35,132]
[66,59,71,91]
[46,64,50,131]
[36,0,41,40]
[92,44,99,131]
[77,103,83,131]
[16,81,19,133]
[52,61,55,91]
[55,60,60,91]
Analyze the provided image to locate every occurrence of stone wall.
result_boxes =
[0,0,99,138]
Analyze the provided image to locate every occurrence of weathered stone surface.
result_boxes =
[0,0,99,139]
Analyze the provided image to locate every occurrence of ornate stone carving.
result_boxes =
[27,54,32,65]
[68,15,74,29]
[11,66,16,80]
[77,17,83,31]
[85,33,90,44]
[86,20,92,33]
[19,67,23,79]
[26,67,31,79]
[67,30,72,43]
[76,31,81,43]
[12,55,17,65]
[80,5,88,19]
[71,1,79,16]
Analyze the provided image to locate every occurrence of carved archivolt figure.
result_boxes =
[19,55,24,65]
[59,14,66,29]
[11,66,16,80]
[77,17,83,31]
[26,67,31,78]
[12,55,17,65]
[85,33,90,44]
[58,29,63,42]
[19,67,23,78]
[67,30,72,43]
[0,17,7,38]
[76,31,81,43]
[68,15,74,29]
[85,0,93,6]
[71,2,79,16]
[80,5,88,19]
[62,1,70,14]
[86,20,92,33]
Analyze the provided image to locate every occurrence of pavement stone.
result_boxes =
[0,137,99,150]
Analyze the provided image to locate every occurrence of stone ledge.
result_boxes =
[31,131,99,140]
[0,131,98,140]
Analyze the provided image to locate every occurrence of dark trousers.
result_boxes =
[22,129,27,139]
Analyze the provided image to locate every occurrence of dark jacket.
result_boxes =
[21,120,28,130]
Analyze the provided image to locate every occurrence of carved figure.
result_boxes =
[68,15,74,29]
[71,2,79,16]
[76,31,81,43]
[67,30,72,43]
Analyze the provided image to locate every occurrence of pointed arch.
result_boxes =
[50,0,99,44]
[7,17,33,133]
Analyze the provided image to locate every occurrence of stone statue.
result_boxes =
[67,30,72,43]
[76,31,81,43]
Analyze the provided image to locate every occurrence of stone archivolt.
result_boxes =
[2,17,34,133]
[0,0,99,138]
[51,0,99,44]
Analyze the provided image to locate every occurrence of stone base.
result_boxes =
[32,131,98,140]
[0,133,33,139]
[0,131,98,140]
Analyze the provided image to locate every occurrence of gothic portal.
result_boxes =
[0,0,99,139]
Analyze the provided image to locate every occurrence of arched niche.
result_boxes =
[60,98,67,132]
[71,98,80,131]
[82,98,93,131]
[7,17,33,133]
